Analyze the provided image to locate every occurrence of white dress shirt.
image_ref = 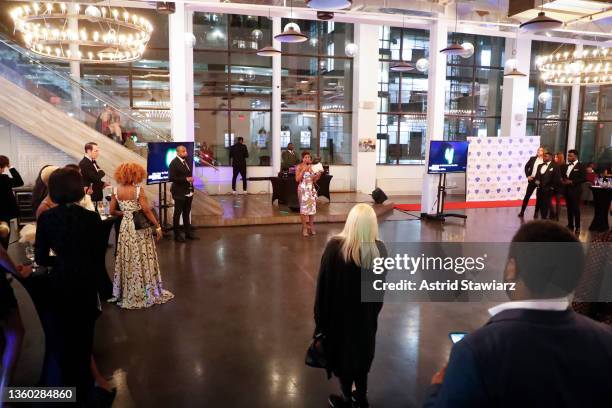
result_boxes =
[539,161,550,175]
[531,157,544,178]
[566,160,578,178]
[488,297,569,317]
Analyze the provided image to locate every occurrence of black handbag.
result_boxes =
[132,209,158,230]
[305,333,328,369]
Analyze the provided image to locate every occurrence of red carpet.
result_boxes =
[394,199,537,212]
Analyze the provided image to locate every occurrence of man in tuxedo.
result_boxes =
[518,146,544,218]
[424,221,612,408]
[561,149,586,234]
[169,145,197,242]
[281,143,300,171]
[229,137,249,194]
[534,151,561,220]
[78,142,108,212]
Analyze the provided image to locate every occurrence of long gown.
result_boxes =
[112,187,173,309]
[298,170,317,216]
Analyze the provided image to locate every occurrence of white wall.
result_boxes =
[0,118,73,185]
[376,165,465,196]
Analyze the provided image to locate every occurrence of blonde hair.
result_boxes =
[114,162,146,185]
[336,203,380,267]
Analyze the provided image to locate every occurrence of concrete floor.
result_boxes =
[10,204,596,408]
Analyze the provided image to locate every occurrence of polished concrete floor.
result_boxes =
[11,203,597,408]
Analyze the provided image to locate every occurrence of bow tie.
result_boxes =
[568,161,575,165]
[92,160,97,165]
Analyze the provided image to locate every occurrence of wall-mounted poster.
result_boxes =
[300,130,311,148]
[320,131,328,148]
[359,137,376,152]
[280,130,291,148]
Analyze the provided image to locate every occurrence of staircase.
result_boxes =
[0,35,222,218]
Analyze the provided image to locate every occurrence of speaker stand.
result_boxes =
[421,173,467,222]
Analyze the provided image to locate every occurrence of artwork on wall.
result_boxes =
[359,137,376,152]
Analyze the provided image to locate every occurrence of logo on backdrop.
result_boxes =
[466,136,541,202]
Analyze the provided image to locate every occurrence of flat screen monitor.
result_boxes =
[427,140,469,174]
[147,142,195,185]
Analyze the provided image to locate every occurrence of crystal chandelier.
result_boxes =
[536,48,612,86]
[11,2,153,64]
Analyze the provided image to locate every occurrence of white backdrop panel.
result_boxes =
[466,136,540,202]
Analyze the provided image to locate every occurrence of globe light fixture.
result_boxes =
[307,0,352,10]
[538,91,552,104]
[460,42,474,59]
[344,43,358,57]
[416,58,429,72]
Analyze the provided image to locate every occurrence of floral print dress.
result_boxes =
[298,171,317,216]
[112,186,174,309]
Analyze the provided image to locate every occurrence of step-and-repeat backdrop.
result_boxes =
[466,136,540,202]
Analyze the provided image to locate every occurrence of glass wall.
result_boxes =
[577,84,612,165]
[281,19,353,165]
[527,41,573,154]
[377,27,429,164]
[444,33,505,141]
[193,13,272,166]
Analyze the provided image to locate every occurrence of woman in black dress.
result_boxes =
[0,155,24,249]
[0,241,28,395]
[314,203,387,408]
[35,168,106,406]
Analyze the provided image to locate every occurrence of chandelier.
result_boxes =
[536,48,612,86]
[11,2,153,64]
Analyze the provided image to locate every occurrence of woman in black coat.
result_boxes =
[0,155,24,249]
[314,204,387,408]
[34,168,105,406]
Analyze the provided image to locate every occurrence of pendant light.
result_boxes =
[307,0,352,10]
[504,28,527,78]
[257,9,281,56]
[519,1,562,32]
[275,0,309,43]
[440,1,464,56]
[390,17,415,72]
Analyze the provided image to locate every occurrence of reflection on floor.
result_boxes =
[11,204,596,408]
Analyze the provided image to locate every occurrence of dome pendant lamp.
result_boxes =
[274,0,309,43]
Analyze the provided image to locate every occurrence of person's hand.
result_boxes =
[527,176,534,182]
[155,227,162,241]
[16,264,33,279]
[186,176,194,183]
[431,364,448,385]
[104,182,111,188]
[85,186,93,195]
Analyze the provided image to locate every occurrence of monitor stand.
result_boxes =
[422,173,467,222]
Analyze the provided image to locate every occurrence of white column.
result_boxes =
[271,17,282,174]
[68,6,81,118]
[500,37,531,137]
[566,44,582,151]
[169,3,195,142]
[350,23,379,194]
[420,16,448,215]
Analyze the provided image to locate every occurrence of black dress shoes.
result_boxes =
[174,235,186,243]
[186,235,200,240]
[329,394,352,408]
[518,212,524,218]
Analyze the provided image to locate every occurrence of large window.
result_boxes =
[577,84,612,164]
[193,13,272,166]
[377,27,429,164]
[444,33,505,141]
[281,19,353,165]
[527,41,573,154]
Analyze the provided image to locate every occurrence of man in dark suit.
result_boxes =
[424,221,612,408]
[518,146,544,218]
[561,149,586,234]
[229,137,249,194]
[78,142,108,212]
[534,151,561,220]
[281,142,300,171]
[169,145,197,242]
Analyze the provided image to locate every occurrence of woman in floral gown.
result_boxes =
[296,151,321,237]
[110,163,173,309]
